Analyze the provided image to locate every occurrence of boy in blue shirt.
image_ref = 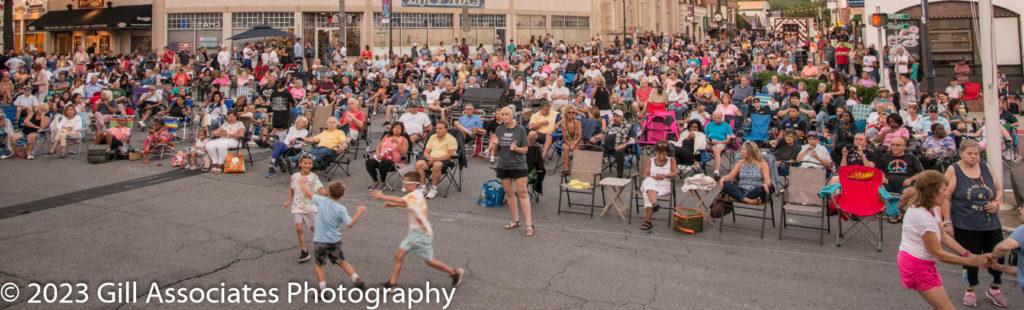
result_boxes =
[988,207,1024,298]
[301,180,367,290]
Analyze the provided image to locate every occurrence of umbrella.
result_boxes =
[228,24,294,41]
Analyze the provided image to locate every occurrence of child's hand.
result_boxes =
[357,205,367,212]
[371,190,384,199]
[283,202,291,209]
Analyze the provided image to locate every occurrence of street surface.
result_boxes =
[0,117,1021,310]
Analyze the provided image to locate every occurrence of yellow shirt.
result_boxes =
[314,129,347,150]
[696,84,714,98]
[529,111,559,134]
[425,133,457,159]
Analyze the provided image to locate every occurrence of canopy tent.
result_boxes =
[228,25,294,41]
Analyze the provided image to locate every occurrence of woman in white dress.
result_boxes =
[639,140,679,230]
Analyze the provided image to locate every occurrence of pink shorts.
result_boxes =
[897,251,942,291]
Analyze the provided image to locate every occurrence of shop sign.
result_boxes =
[199,37,219,48]
[401,0,484,8]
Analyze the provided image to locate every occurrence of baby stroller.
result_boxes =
[637,113,678,148]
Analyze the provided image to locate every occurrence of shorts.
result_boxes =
[314,242,346,266]
[293,213,315,227]
[496,168,528,179]
[711,144,727,152]
[897,251,942,291]
[399,229,434,261]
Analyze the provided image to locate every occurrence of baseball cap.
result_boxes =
[613,110,624,117]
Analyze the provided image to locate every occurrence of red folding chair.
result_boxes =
[833,165,886,252]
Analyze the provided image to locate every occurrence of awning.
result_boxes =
[228,25,294,41]
[27,5,151,32]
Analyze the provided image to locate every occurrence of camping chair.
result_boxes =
[601,124,642,177]
[527,143,546,202]
[228,120,254,166]
[746,114,772,147]
[778,167,830,245]
[720,151,780,239]
[440,129,467,198]
[558,149,605,218]
[630,158,678,226]
[107,115,135,150]
[833,165,886,251]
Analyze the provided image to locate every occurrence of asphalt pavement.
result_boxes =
[0,115,1021,310]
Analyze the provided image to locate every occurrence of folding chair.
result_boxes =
[719,151,780,239]
[440,129,466,198]
[778,167,830,245]
[558,149,605,218]
[630,158,678,226]
[833,165,886,252]
[227,120,254,166]
[527,144,546,202]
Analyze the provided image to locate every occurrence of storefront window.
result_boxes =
[302,12,363,58]
[551,15,590,44]
[373,13,454,50]
[464,14,507,47]
[516,15,546,47]
[168,13,223,52]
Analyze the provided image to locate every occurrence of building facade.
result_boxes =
[27,0,737,56]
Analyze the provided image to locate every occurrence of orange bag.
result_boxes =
[224,153,246,173]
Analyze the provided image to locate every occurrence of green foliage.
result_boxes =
[752,71,881,104]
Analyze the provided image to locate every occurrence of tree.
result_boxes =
[3,0,12,53]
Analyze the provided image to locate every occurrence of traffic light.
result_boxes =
[870,13,888,27]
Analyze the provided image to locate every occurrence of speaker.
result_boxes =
[461,88,506,114]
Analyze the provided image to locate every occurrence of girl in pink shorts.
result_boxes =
[897,170,990,309]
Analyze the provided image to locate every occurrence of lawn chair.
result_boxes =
[440,129,466,198]
[720,151,780,239]
[778,167,830,245]
[833,165,886,251]
[630,157,678,226]
[558,149,605,218]
[108,115,135,150]
[527,143,546,202]
[228,120,254,166]
[746,114,772,146]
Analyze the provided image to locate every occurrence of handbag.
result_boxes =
[709,192,733,219]
[224,153,246,173]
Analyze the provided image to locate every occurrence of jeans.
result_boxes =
[365,158,396,182]
[669,103,688,120]
[270,142,299,165]
[722,181,768,201]
[291,146,336,166]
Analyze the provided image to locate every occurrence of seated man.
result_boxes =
[528,102,559,157]
[704,110,734,178]
[293,117,348,167]
[415,122,457,199]
[137,86,163,127]
[602,110,633,178]
[796,133,833,169]
[455,104,486,157]
[777,105,809,139]
[383,88,409,125]
[873,136,923,195]
[398,102,432,144]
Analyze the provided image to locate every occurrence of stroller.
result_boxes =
[637,113,678,147]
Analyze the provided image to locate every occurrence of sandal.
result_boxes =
[526,225,535,236]
[640,221,653,231]
[504,221,520,229]
[887,215,903,224]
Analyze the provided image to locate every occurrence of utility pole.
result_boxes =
[875,6,890,91]
[979,0,1002,182]
[919,0,935,93]
[622,0,627,48]
[339,0,346,54]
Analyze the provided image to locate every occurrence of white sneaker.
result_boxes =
[0,155,9,160]
[426,186,439,199]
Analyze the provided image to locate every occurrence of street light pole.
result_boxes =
[339,0,346,53]
[979,0,1003,182]
[919,0,935,93]
[622,0,626,48]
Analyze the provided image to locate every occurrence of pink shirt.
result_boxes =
[715,103,741,117]
[882,127,910,147]
[110,127,131,141]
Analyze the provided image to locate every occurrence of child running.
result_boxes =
[301,179,367,289]
[371,171,465,288]
[898,170,990,310]
[283,154,321,262]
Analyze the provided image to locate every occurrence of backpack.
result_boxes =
[478,179,505,208]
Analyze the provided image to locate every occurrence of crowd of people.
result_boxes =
[0,26,1023,307]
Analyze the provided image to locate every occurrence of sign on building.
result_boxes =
[402,0,485,8]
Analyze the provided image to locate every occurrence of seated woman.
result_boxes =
[47,105,83,158]
[265,116,309,177]
[365,122,409,190]
[92,91,122,132]
[141,118,174,164]
[921,123,956,169]
[704,111,734,178]
[560,106,583,170]
[644,85,668,116]
[11,103,50,160]
[875,114,910,149]
[671,119,707,172]
[639,140,679,231]
[94,119,131,155]
[719,141,773,204]
[205,111,246,173]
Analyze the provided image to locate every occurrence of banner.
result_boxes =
[402,0,484,8]
[382,0,391,23]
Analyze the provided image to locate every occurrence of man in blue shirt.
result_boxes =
[988,207,1023,300]
[455,104,486,157]
[300,180,367,290]
[83,76,105,100]
[294,38,305,72]
[704,111,734,178]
